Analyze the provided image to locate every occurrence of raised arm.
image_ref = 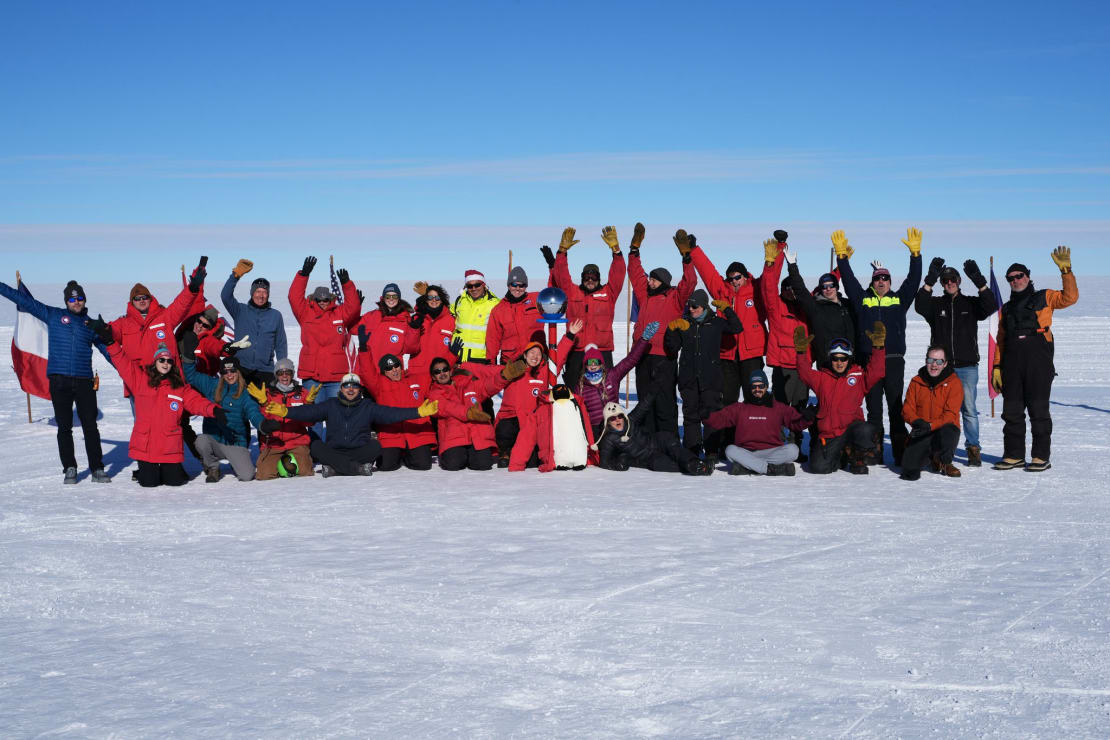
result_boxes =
[0,280,51,322]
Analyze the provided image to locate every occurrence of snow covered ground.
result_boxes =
[2,280,1109,737]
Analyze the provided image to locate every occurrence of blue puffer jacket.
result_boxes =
[837,255,922,357]
[285,394,419,449]
[183,361,264,447]
[0,281,110,378]
[220,275,288,373]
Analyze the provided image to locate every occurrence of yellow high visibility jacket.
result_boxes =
[452,290,500,362]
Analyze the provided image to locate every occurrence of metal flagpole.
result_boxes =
[17,271,30,423]
[990,255,995,418]
[624,267,632,407]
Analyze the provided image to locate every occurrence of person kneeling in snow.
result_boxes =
[593,399,711,475]
[900,345,963,481]
[263,373,437,477]
[703,370,813,476]
[249,358,319,480]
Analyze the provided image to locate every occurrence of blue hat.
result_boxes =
[748,369,769,387]
[382,283,400,297]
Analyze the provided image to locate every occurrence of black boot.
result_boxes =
[766,462,796,476]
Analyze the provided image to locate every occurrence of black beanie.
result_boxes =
[63,280,85,301]
[687,289,710,311]
[649,267,672,287]
[379,353,402,372]
[250,277,271,293]
[581,263,601,279]
[726,261,749,278]
[1006,263,1030,277]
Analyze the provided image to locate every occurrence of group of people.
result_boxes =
[1,225,1078,486]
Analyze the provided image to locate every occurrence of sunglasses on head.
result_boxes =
[1006,273,1026,282]
[66,296,85,303]
[925,357,946,366]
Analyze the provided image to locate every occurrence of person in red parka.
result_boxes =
[407,283,457,380]
[287,256,361,406]
[249,357,319,480]
[689,233,768,405]
[94,324,224,488]
[549,225,627,386]
[355,282,420,369]
[359,352,436,471]
[110,257,208,407]
[427,355,526,471]
[485,266,542,365]
[628,227,697,437]
[795,325,886,475]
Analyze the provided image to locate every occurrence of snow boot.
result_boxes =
[320,465,336,478]
[90,468,111,483]
[705,452,719,469]
[931,454,961,477]
[204,466,221,483]
[728,463,752,475]
[848,448,870,475]
[900,469,921,481]
[993,457,1025,471]
[358,462,374,476]
[966,445,982,467]
[497,453,510,469]
[63,467,78,484]
[791,430,807,463]
[766,462,796,477]
[1024,458,1051,472]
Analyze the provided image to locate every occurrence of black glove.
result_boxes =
[260,418,282,435]
[357,326,369,353]
[221,341,239,356]
[925,257,945,286]
[688,233,698,250]
[539,245,555,270]
[910,418,931,438]
[85,314,114,345]
[212,407,228,427]
[773,229,789,244]
[448,335,464,359]
[300,256,317,276]
[963,259,986,289]
[357,289,365,306]
[336,268,349,284]
[800,405,818,423]
[188,263,206,293]
[409,310,426,329]
[198,256,208,268]
[180,331,199,360]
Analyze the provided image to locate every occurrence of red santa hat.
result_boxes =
[464,269,486,285]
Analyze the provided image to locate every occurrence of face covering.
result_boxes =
[585,368,603,384]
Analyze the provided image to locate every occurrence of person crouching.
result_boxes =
[251,358,318,480]
[900,346,963,481]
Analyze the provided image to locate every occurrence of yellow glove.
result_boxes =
[991,367,1003,393]
[246,382,268,404]
[673,229,691,257]
[558,227,579,253]
[417,399,439,417]
[792,326,814,354]
[668,318,690,332]
[763,238,779,264]
[901,227,922,257]
[1051,246,1071,273]
[711,299,730,311]
[232,258,254,278]
[630,222,646,249]
[601,226,620,253]
[413,281,428,295]
[865,320,887,349]
[466,405,492,423]
[305,384,322,403]
[263,400,288,418]
[830,230,853,260]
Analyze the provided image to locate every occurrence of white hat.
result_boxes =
[590,402,630,450]
[340,372,361,386]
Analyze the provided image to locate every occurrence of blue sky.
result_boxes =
[2,0,1108,284]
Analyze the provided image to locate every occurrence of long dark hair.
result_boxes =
[147,361,184,388]
[416,284,453,315]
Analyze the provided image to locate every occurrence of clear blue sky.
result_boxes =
[2,0,1108,284]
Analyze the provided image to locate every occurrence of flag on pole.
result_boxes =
[630,293,640,323]
[329,257,344,305]
[986,263,1004,399]
[12,281,51,400]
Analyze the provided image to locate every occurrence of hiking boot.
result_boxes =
[930,454,961,477]
[63,467,78,484]
[320,465,336,478]
[497,453,510,469]
[728,463,753,475]
[993,457,1025,471]
[90,468,111,483]
[204,467,221,483]
[358,462,374,476]
[705,453,719,469]
[1025,458,1052,473]
[966,445,982,467]
[131,469,139,482]
[766,462,796,476]
[849,447,871,474]
[900,469,921,481]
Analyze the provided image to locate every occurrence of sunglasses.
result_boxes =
[872,275,891,282]
[425,294,442,302]
[275,369,294,376]
[1006,273,1026,282]
[941,277,959,284]
[315,297,333,303]
[820,283,837,290]
[155,357,173,364]
[508,282,526,288]
[582,274,600,281]
[465,282,484,290]
[750,383,768,390]
[132,294,150,302]
[830,355,850,362]
[382,293,399,300]
[340,382,360,389]
[726,274,745,282]
[925,358,946,366]
[196,319,213,329]
[220,368,238,375]
[66,296,86,303]
[431,366,451,376]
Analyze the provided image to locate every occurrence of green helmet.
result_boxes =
[277,452,298,478]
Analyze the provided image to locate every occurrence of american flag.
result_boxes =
[329,256,344,305]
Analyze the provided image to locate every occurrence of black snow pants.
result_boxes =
[902,423,960,474]
[1001,334,1056,461]
[809,421,879,474]
[49,374,104,472]
[864,354,907,463]
[634,354,679,437]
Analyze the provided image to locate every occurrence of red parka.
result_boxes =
[485,292,541,364]
[288,273,361,382]
[760,252,811,369]
[628,254,696,356]
[110,285,196,396]
[428,363,507,452]
[496,334,573,421]
[258,382,314,451]
[109,344,216,463]
[357,302,421,369]
[361,363,436,449]
[551,252,626,352]
[797,347,886,439]
[690,246,768,362]
[408,308,457,381]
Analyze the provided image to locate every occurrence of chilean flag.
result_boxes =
[12,281,50,400]
[986,264,1004,399]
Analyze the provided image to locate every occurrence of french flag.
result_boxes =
[986,264,1004,399]
[11,281,50,400]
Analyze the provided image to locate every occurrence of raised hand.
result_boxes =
[763,238,779,264]
[567,318,585,336]
[246,382,268,403]
[558,227,579,253]
[601,226,620,253]
[901,227,923,257]
[301,256,317,276]
[232,258,254,278]
[792,326,814,354]
[1051,246,1072,273]
[830,230,853,260]
[630,222,646,251]
[668,318,690,332]
[640,320,661,341]
[773,229,788,244]
[673,229,691,257]
[963,259,986,288]
[86,314,114,345]
[925,257,945,286]
[539,245,556,269]
[336,268,349,284]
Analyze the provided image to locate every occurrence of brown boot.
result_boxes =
[205,466,221,483]
[931,454,961,477]
[966,445,982,467]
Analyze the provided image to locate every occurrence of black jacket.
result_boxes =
[786,264,856,362]
[837,254,921,356]
[914,287,997,367]
[597,400,658,470]
[662,308,742,390]
[285,394,419,449]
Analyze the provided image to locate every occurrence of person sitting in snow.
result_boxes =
[900,345,963,481]
[593,399,711,476]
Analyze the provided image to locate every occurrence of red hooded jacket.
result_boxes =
[258,382,314,451]
[797,348,886,439]
[357,302,421,369]
[428,363,507,451]
[551,251,626,352]
[485,291,541,363]
[690,246,768,362]
[110,285,196,396]
[760,252,811,369]
[408,308,457,381]
[288,273,361,382]
[361,363,436,449]
[628,254,696,356]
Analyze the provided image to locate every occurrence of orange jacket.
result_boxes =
[902,366,962,431]
[994,271,1078,364]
